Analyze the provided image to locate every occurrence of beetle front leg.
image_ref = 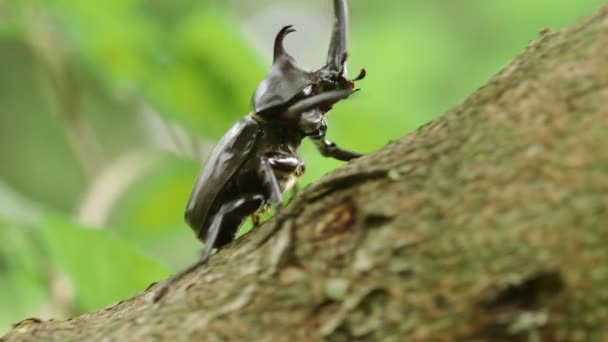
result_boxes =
[312,137,362,161]
[284,89,355,122]
[251,212,261,227]
[200,194,265,262]
[260,153,303,206]
[251,203,271,227]
[153,194,264,302]
[260,157,284,207]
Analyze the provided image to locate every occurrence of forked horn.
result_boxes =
[326,0,348,74]
[274,25,296,62]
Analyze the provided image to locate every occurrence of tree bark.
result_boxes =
[4,5,608,342]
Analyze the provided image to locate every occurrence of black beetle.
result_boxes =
[154,0,365,300]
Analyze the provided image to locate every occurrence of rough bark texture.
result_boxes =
[4,6,608,342]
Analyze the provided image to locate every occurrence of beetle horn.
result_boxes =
[274,25,296,62]
[326,0,348,75]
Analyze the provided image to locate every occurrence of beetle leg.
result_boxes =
[251,213,261,227]
[284,89,355,121]
[251,203,272,227]
[260,158,284,207]
[312,137,362,161]
[265,153,301,173]
[153,194,264,302]
[261,153,305,206]
[295,160,305,177]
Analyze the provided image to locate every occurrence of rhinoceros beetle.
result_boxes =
[154,0,365,300]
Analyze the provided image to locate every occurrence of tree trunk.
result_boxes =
[4,5,608,342]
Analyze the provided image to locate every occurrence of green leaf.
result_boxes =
[108,153,201,270]
[0,182,44,226]
[145,10,265,137]
[110,154,195,236]
[0,222,47,333]
[41,215,169,311]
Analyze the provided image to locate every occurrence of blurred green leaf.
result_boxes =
[108,154,200,269]
[0,222,47,333]
[41,215,169,311]
[0,182,44,227]
[145,10,265,137]
[47,0,159,87]
[46,1,265,138]
[0,11,23,39]
[110,154,194,236]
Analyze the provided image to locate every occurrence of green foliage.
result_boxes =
[107,154,201,269]
[41,215,169,311]
[0,223,47,333]
[0,0,605,332]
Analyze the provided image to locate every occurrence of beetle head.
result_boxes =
[314,0,365,103]
[251,0,365,116]
[251,26,313,115]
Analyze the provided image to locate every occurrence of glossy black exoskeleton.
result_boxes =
[154,0,365,300]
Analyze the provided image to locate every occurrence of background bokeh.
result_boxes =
[0,0,605,332]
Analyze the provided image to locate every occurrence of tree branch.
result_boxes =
[4,5,608,341]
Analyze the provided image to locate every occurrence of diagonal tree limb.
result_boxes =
[4,5,608,342]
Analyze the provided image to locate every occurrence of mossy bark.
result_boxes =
[4,5,608,342]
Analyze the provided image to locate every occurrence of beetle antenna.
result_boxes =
[274,25,296,63]
[327,0,348,74]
